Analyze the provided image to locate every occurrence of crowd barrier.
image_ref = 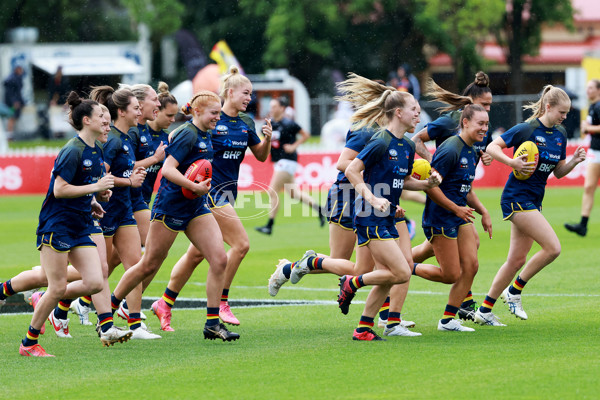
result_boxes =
[0,145,588,195]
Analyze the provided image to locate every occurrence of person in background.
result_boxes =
[48,66,70,107]
[255,97,324,235]
[3,65,24,136]
[564,79,600,237]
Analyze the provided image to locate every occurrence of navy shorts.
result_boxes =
[501,201,542,220]
[151,203,212,232]
[132,192,150,213]
[37,232,96,253]
[423,223,471,242]
[355,224,398,247]
[208,190,236,209]
[100,211,137,237]
[326,183,355,231]
[91,219,103,235]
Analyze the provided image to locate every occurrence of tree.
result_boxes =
[495,0,575,94]
[238,0,430,95]
[415,0,504,90]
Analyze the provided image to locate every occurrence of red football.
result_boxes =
[181,159,212,199]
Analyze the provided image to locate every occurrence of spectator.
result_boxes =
[387,64,421,101]
[48,66,70,106]
[3,65,24,136]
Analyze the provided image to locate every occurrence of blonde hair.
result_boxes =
[426,71,491,113]
[335,73,414,131]
[524,85,571,122]
[181,90,221,116]
[220,65,251,101]
[118,83,154,103]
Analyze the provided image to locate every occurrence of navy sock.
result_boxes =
[282,263,292,279]
[1,279,16,300]
[54,299,73,320]
[378,297,390,321]
[22,325,41,347]
[206,307,219,327]
[97,312,114,333]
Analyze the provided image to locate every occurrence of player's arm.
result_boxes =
[336,148,359,173]
[467,189,491,238]
[54,174,114,199]
[426,185,475,223]
[346,158,390,213]
[250,118,272,162]
[553,146,586,178]
[285,128,310,153]
[412,127,433,162]
[162,156,210,197]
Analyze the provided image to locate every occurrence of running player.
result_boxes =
[473,85,586,325]
[410,71,494,321]
[89,86,156,339]
[565,79,600,236]
[109,83,163,321]
[255,97,324,234]
[110,91,239,341]
[19,92,117,357]
[151,66,272,330]
[330,73,438,341]
[418,104,492,332]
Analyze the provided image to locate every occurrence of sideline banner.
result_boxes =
[0,145,588,195]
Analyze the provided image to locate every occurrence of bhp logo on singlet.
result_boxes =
[0,165,23,190]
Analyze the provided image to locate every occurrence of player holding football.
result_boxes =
[151,66,272,330]
[410,71,494,321]
[418,104,492,332]
[18,93,118,356]
[110,90,240,341]
[473,85,586,325]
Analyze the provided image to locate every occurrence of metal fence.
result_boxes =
[310,93,582,139]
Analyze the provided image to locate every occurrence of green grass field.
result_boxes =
[1,188,599,399]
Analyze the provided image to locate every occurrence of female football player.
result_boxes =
[151,66,273,330]
[19,93,115,357]
[474,85,586,325]
[110,91,239,341]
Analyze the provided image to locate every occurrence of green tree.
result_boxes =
[1,0,135,42]
[495,0,575,94]
[120,0,184,38]
[238,0,429,94]
[415,0,504,90]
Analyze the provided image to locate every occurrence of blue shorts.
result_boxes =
[423,223,471,242]
[326,183,355,231]
[132,192,150,213]
[100,210,137,237]
[151,203,212,232]
[91,219,103,235]
[208,190,236,209]
[355,224,398,247]
[501,201,542,220]
[37,232,96,253]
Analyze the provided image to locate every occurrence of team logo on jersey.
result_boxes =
[216,125,229,135]
[460,157,469,168]
[141,136,147,143]
[123,145,129,152]
[199,142,207,149]
[83,159,93,167]
[388,149,398,161]
[535,136,547,147]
